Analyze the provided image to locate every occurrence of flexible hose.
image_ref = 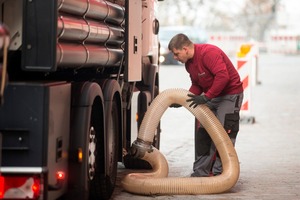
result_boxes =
[121,88,239,195]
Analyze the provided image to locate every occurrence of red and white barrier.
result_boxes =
[235,43,258,123]
[237,58,251,113]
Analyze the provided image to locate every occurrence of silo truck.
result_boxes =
[0,0,162,199]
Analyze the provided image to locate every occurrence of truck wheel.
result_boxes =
[82,82,121,200]
[89,98,120,199]
[66,82,120,200]
[67,83,107,200]
[92,80,122,199]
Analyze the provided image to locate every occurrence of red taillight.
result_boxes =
[32,182,40,194]
[0,176,4,198]
[1,175,41,199]
[56,171,65,180]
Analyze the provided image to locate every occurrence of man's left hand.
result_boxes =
[186,94,209,108]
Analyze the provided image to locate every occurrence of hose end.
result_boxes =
[130,138,153,158]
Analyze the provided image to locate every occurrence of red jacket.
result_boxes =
[186,44,243,99]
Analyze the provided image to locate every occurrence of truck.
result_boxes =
[0,0,162,199]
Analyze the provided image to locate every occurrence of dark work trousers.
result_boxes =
[192,92,244,177]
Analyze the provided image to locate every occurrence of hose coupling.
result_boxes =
[130,138,153,158]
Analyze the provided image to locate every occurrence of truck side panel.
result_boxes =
[0,83,51,166]
[22,0,57,71]
[0,82,71,199]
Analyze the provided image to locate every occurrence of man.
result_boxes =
[168,33,244,177]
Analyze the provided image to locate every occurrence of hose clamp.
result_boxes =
[130,138,153,158]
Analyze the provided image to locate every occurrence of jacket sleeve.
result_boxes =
[185,64,203,95]
[189,80,203,95]
[203,51,230,99]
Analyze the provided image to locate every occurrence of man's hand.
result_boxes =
[186,94,209,108]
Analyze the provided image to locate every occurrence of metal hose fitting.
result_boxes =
[130,138,153,158]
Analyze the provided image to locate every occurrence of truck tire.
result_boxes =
[93,80,122,199]
[68,82,121,200]
[67,82,106,200]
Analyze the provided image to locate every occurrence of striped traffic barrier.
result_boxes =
[236,44,255,124]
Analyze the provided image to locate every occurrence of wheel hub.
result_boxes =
[88,126,96,180]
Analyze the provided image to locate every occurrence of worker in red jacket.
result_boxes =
[168,33,244,177]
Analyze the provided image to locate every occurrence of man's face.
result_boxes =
[171,47,189,63]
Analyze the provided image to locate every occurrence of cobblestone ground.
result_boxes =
[111,54,300,200]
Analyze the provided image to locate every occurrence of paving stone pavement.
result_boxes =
[111,54,300,200]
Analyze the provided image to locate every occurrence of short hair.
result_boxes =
[168,33,193,50]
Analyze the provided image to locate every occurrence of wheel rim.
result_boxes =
[88,126,96,180]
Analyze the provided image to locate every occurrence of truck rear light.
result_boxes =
[0,175,42,199]
[0,176,4,198]
[56,171,65,180]
[49,171,65,191]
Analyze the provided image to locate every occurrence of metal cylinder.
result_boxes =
[57,43,89,67]
[56,0,125,69]
[58,0,125,25]
[88,46,123,66]
[86,0,125,25]
[57,16,90,42]
[58,0,89,16]
[58,15,124,45]
[57,43,123,67]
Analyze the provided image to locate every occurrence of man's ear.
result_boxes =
[182,46,189,54]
